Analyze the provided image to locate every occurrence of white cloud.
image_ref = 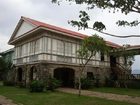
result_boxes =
[132,55,140,71]
[0,33,13,52]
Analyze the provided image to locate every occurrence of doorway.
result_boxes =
[54,68,75,87]
[17,68,23,82]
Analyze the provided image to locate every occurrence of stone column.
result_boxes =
[49,67,54,78]
[14,67,18,84]
[25,65,31,87]
[39,63,49,81]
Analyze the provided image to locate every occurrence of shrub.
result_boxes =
[76,78,94,89]
[105,77,122,88]
[105,78,140,88]
[105,77,115,87]
[95,78,100,88]
[125,80,140,89]
[18,82,25,88]
[30,80,44,92]
[46,77,61,91]
[3,80,15,86]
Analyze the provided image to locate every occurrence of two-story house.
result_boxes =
[8,17,123,87]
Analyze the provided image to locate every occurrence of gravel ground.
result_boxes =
[0,95,18,105]
[57,88,140,105]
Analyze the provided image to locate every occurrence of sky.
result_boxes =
[0,0,140,71]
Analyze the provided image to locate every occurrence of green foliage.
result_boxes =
[78,34,109,60]
[76,77,94,89]
[0,57,7,70]
[114,45,136,57]
[70,11,106,31]
[125,80,140,89]
[84,35,109,53]
[116,20,140,27]
[0,57,7,80]
[46,77,61,91]
[105,77,140,89]
[52,0,139,14]
[30,80,44,92]
[3,80,15,86]
[111,44,136,68]
[69,11,90,30]
[18,82,25,88]
[95,78,100,88]
[93,22,106,31]
[105,77,115,87]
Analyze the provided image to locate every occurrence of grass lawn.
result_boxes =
[0,86,139,105]
[91,87,140,97]
[0,81,3,85]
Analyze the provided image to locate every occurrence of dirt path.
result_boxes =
[0,95,19,105]
[57,88,140,105]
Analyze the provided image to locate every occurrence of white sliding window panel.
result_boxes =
[72,43,76,57]
[30,41,35,55]
[65,42,72,56]
[47,37,51,53]
[57,40,64,55]
[52,39,57,54]
[43,37,48,53]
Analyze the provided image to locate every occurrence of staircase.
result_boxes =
[117,62,136,80]
[110,62,139,87]
[111,62,137,81]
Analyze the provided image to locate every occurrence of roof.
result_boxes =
[22,16,86,39]
[106,41,121,48]
[0,48,14,55]
[9,16,121,48]
[126,45,140,50]
[129,45,140,48]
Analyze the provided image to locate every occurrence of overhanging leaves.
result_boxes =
[52,0,140,38]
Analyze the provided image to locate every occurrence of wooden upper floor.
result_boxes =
[9,17,124,68]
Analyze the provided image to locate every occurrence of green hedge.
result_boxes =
[30,80,44,92]
[125,80,140,89]
[3,80,15,86]
[46,77,61,91]
[75,78,94,89]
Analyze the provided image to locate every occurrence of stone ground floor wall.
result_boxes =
[14,62,111,87]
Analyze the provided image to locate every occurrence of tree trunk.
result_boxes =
[78,74,81,96]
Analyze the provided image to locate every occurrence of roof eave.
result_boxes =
[41,26,84,40]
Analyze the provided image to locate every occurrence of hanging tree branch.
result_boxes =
[52,0,140,38]
[87,27,140,38]
[69,11,140,38]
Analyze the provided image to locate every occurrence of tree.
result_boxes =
[111,44,137,70]
[0,57,7,80]
[52,0,140,38]
[77,34,109,96]
[0,55,12,80]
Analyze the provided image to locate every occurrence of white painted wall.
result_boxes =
[15,21,35,37]
[38,55,43,60]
